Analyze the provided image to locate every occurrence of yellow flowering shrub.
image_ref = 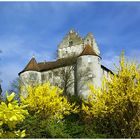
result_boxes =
[21,82,78,120]
[0,92,28,138]
[82,52,140,138]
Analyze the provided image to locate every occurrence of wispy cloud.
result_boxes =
[0,35,54,94]
[0,2,140,94]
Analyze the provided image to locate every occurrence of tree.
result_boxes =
[9,78,20,93]
[52,56,77,97]
[8,77,21,100]
[53,56,91,99]
[82,52,140,138]
[59,65,75,96]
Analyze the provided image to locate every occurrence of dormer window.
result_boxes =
[69,41,73,46]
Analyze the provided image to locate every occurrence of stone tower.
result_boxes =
[84,32,100,55]
[19,29,112,99]
[58,29,84,58]
[76,44,101,98]
[19,56,41,98]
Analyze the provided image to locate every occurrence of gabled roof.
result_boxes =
[24,57,40,72]
[58,29,83,49]
[101,65,114,74]
[38,57,76,72]
[19,56,113,76]
[79,44,100,57]
[19,57,77,75]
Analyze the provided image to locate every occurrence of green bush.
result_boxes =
[20,114,70,138]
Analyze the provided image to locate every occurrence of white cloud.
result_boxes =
[101,51,120,72]
[0,62,22,94]
[0,35,54,94]
[101,48,140,73]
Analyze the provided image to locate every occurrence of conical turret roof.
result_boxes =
[79,44,100,57]
[24,57,39,71]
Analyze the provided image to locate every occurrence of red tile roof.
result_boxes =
[19,57,76,75]
[19,45,104,75]
[24,57,40,71]
[79,44,99,57]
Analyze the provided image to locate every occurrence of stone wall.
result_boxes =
[20,61,111,99]
[20,71,41,98]
[41,65,75,95]
[76,55,102,98]
[19,30,112,99]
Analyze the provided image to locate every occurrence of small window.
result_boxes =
[69,41,73,46]
[88,74,93,78]
[30,73,37,81]
[41,74,45,81]
[54,71,59,76]
[98,58,100,64]
[49,73,52,78]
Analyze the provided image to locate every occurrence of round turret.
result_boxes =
[76,45,102,99]
[84,33,100,55]
[19,57,41,98]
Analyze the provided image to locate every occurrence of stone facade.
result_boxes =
[19,29,112,98]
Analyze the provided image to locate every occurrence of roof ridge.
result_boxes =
[24,57,40,71]
[79,44,100,57]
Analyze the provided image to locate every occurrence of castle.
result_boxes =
[19,29,112,98]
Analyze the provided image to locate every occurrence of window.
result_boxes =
[49,73,52,78]
[41,74,45,81]
[30,73,37,81]
[98,58,100,64]
[88,74,93,78]
[54,71,59,76]
[69,41,73,46]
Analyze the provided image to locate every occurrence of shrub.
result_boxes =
[21,82,78,120]
[64,113,107,138]
[20,82,79,138]
[20,114,71,138]
[82,52,140,138]
[0,92,28,138]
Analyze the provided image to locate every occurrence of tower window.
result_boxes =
[98,58,100,64]
[87,39,90,44]
[69,41,73,46]
[41,74,45,81]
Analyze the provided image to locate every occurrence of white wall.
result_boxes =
[20,71,41,98]
[41,66,75,95]
[58,44,84,58]
[76,55,101,98]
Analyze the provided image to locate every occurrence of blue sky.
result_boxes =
[0,2,140,94]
